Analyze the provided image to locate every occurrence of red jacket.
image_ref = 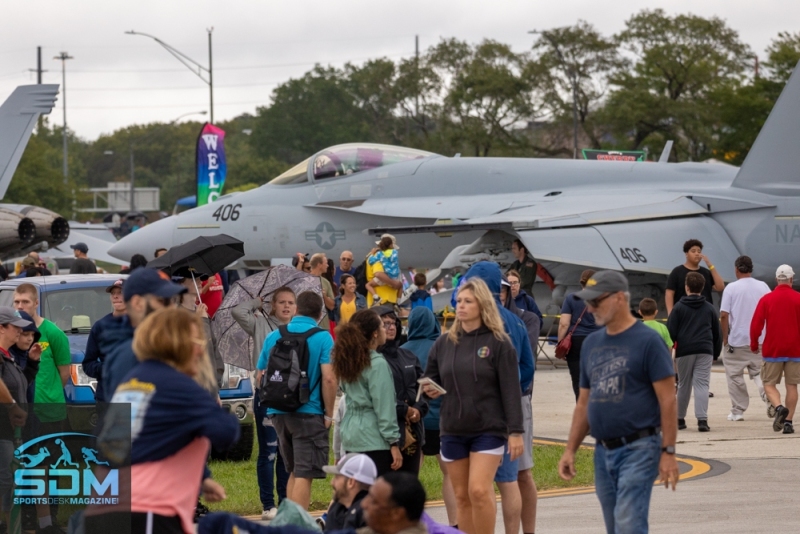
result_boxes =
[750,285,800,360]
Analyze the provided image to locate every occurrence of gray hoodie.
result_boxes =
[231,298,281,369]
[424,325,524,437]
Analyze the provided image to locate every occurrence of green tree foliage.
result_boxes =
[603,9,751,160]
[764,31,800,84]
[532,21,625,150]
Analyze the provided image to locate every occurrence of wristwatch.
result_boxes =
[661,446,676,455]
[389,441,399,448]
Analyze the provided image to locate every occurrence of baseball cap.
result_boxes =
[123,268,187,302]
[0,306,32,328]
[322,453,377,485]
[573,270,629,301]
[501,277,511,288]
[105,279,125,294]
[776,264,795,280]
[70,242,89,254]
[376,233,399,250]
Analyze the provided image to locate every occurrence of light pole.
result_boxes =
[126,29,214,122]
[54,51,74,180]
[103,110,207,211]
[530,30,579,159]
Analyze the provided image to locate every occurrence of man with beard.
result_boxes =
[322,453,377,531]
[82,279,127,402]
[99,269,186,398]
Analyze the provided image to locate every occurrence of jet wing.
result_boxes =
[0,85,59,199]
[362,192,741,280]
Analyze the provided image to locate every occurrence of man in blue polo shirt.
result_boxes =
[258,291,338,511]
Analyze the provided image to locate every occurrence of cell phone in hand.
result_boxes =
[417,377,447,395]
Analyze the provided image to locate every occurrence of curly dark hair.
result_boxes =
[332,309,381,383]
[683,239,703,253]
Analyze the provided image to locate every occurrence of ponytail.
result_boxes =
[332,309,381,383]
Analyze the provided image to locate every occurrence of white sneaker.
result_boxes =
[727,413,744,421]
[262,507,278,521]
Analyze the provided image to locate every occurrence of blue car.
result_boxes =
[0,274,255,460]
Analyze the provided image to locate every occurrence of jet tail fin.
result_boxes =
[732,61,800,194]
[0,85,59,199]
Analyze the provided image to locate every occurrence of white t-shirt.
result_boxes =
[720,277,771,347]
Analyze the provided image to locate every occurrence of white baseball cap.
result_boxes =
[322,453,377,485]
[776,264,795,279]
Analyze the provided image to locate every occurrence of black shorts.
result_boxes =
[422,429,440,456]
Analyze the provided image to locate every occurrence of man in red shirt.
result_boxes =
[200,273,224,318]
[750,264,800,434]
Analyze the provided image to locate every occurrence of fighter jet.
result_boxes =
[109,61,800,309]
[0,85,68,258]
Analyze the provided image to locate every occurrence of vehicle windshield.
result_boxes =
[0,287,113,333]
[270,144,434,185]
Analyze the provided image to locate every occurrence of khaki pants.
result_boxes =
[723,346,765,416]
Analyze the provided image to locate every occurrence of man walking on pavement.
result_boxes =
[720,256,773,421]
[559,271,679,534]
[750,264,800,434]
[69,242,97,274]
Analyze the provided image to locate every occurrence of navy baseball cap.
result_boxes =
[123,268,187,302]
[70,242,89,254]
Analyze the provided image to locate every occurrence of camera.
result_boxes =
[291,253,309,268]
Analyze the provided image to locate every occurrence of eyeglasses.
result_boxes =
[340,258,353,262]
[586,293,612,308]
[509,281,520,286]
[382,322,396,329]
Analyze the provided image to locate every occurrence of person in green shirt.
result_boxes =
[639,298,673,349]
[332,308,401,476]
[13,284,71,422]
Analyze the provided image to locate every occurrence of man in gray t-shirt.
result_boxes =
[69,242,97,274]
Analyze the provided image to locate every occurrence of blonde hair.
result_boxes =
[133,308,203,375]
[448,278,510,344]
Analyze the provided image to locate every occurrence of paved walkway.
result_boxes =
[423,356,800,532]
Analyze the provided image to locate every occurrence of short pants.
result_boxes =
[271,413,329,479]
[440,434,506,463]
[762,361,800,385]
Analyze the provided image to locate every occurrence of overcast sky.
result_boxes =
[1,0,796,141]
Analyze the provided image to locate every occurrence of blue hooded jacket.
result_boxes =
[401,307,442,430]
[97,315,137,401]
[462,262,534,394]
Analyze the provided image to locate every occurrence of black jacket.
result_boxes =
[667,294,722,359]
[325,489,368,531]
[378,313,428,450]
[425,325,524,437]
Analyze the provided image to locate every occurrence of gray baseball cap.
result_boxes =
[573,270,629,301]
[0,306,32,328]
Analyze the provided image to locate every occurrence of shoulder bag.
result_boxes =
[555,307,587,360]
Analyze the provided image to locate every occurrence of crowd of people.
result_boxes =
[1,230,799,534]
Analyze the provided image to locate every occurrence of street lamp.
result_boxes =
[529,29,580,160]
[53,52,74,180]
[103,110,207,211]
[126,29,214,122]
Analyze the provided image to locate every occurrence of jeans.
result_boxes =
[594,434,661,534]
[254,393,288,510]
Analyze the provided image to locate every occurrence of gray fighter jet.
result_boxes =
[109,61,800,308]
[0,85,69,257]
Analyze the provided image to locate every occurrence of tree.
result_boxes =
[763,31,800,84]
[531,21,625,150]
[602,9,751,160]
[428,39,545,156]
[249,66,370,164]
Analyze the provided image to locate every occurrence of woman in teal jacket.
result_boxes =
[332,309,401,475]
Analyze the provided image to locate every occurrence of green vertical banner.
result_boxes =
[196,123,227,207]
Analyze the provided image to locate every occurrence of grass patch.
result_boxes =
[207,441,595,516]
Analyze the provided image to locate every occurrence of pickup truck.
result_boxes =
[0,274,255,460]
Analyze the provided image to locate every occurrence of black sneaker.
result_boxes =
[678,418,687,430]
[773,405,790,432]
[784,422,795,434]
[194,501,210,523]
[698,419,710,432]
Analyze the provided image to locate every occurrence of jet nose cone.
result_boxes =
[108,219,174,261]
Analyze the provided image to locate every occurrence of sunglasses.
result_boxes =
[586,293,613,308]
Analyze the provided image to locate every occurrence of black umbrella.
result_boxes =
[147,234,245,277]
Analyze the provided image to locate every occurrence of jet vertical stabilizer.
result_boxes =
[0,85,59,199]
[732,60,800,195]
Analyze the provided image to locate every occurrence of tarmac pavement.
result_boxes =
[423,354,800,532]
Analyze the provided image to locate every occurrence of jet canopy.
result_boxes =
[270,143,436,185]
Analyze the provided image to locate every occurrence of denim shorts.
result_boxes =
[440,434,506,463]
